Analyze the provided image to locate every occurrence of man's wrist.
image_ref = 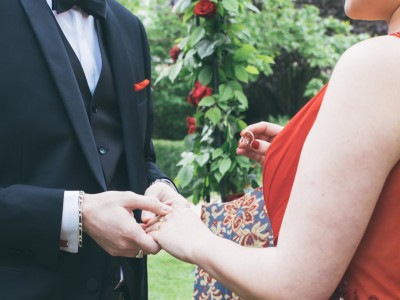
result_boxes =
[151,179,177,192]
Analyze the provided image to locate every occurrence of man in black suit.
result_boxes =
[0,0,185,299]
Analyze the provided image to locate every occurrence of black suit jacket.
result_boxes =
[0,1,166,299]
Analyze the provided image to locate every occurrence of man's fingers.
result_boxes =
[127,222,161,255]
[134,230,160,254]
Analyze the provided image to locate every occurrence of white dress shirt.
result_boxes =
[45,0,102,253]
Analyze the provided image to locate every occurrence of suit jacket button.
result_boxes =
[98,145,107,155]
[86,278,98,292]
[92,104,99,113]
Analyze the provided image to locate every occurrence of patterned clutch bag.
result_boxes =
[193,187,274,300]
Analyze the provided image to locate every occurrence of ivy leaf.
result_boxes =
[219,85,234,102]
[246,65,260,75]
[236,155,251,168]
[243,1,260,13]
[190,27,206,47]
[196,153,210,167]
[210,161,219,172]
[212,148,223,159]
[218,102,229,111]
[198,65,213,86]
[227,80,242,91]
[257,54,274,64]
[237,119,248,131]
[198,96,216,107]
[184,49,197,67]
[178,36,190,50]
[205,107,222,125]
[154,65,170,85]
[197,39,215,59]
[214,171,223,183]
[222,0,239,13]
[213,33,227,47]
[172,0,192,13]
[184,49,197,60]
[183,134,196,150]
[176,165,194,188]
[168,61,183,83]
[177,151,195,167]
[233,44,256,62]
[182,5,195,22]
[234,65,249,83]
[200,126,214,142]
[219,157,232,176]
[234,90,248,108]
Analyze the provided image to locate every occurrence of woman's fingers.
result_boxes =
[236,138,270,165]
[145,214,168,229]
[240,121,283,141]
[121,192,172,216]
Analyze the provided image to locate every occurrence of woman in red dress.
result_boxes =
[147,0,400,298]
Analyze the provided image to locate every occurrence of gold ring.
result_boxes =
[159,216,166,222]
[243,131,255,145]
[135,250,143,259]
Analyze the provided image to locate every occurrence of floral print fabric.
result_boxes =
[193,187,274,299]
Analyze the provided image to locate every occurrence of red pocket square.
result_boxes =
[134,79,150,92]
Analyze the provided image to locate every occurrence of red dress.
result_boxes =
[262,82,400,298]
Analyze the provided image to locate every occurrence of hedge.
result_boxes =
[153,139,185,184]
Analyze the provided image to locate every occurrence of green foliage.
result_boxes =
[267,114,290,127]
[145,2,196,140]
[119,0,368,139]
[119,0,369,201]
[160,0,271,203]
[241,0,369,125]
[118,0,194,140]
[153,139,185,181]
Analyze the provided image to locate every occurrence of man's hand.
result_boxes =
[141,181,189,224]
[82,191,172,257]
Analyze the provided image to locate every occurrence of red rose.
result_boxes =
[169,45,181,63]
[187,81,212,106]
[194,0,217,19]
[186,116,196,134]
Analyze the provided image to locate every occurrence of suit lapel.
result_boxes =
[20,0,107,190]
[99,7,145,190]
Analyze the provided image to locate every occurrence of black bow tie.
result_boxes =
[52,0,106,19]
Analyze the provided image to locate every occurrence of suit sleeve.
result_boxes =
[0,184,64,268]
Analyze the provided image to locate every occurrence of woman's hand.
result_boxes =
[141,181,190,224]
[236,121,283,165]
[146,207,212,264]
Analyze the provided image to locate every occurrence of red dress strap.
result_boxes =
[390,32,400,38]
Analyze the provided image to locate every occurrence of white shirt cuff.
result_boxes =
[60,191,80,253]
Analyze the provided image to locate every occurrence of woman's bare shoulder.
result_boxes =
[334,35,400,81]
[322,34,400,158]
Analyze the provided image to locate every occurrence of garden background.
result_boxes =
[118,0,386,298]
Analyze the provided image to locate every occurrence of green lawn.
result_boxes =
[148,250,195,300]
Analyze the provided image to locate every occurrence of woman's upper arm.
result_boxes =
[275,37,400,298]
